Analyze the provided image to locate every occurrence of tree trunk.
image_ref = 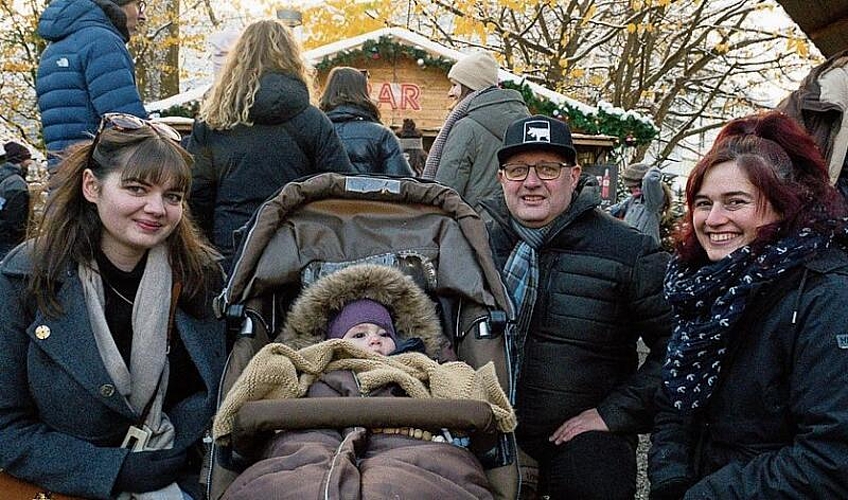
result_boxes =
[133,0,180,102]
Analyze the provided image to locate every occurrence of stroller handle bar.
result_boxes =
[231,397,497,442]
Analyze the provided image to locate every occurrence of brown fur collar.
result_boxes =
[276,264,444,357]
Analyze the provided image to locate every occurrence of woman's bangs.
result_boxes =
[120,137,191,192]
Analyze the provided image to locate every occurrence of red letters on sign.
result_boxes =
[400,84,421,111]
[375,83,421,110]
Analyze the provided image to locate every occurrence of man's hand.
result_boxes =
[548,408,609,445]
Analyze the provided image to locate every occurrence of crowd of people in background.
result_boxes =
[1,3,847,499]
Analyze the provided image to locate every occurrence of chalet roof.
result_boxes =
[147,27,619,120]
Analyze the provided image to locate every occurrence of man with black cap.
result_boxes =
[478,115,671,500]
[0,141,32,259]
[36,0,148,171]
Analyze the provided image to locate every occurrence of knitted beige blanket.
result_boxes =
[213,339,516,440]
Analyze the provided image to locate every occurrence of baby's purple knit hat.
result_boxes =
[327,299,397,341]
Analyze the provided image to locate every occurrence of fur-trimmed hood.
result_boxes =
[276,264,444,357]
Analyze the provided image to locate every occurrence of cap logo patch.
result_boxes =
[524,120,551,143]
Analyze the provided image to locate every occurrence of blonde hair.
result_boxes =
[199,19,313,130]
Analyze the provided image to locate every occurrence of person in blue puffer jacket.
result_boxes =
[36,0,148,170]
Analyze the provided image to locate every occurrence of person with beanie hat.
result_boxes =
[3,141,32,166]
[327,298,398,355]
[423,51,529,210]
[0,141,31,259]
[214,263,514,499]
[608,162,671,244]
[36,0,148,171]
[447,51,499,92]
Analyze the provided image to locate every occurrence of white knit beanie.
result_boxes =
[448,51,499,91]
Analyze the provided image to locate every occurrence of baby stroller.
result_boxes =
[204,173,518,499]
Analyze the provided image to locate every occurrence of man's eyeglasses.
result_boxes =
[500,161,572,181]
[137,0,147,12]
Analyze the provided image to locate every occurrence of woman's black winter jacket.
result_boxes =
[649,248,848,499]
[186,72,353,271]
[325,105,413,176]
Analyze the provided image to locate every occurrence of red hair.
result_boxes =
[675,111,846,264]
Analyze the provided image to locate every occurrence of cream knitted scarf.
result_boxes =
[79,244,182,500]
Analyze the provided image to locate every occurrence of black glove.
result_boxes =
[114,447,187,493]
[649,478,690,500]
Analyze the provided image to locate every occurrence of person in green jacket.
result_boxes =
[423,51,529,210]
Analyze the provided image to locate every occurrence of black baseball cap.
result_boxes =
[497,114,577,165]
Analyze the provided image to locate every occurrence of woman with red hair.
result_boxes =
[648,110,848,499]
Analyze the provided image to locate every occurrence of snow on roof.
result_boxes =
[147,27,599,116]
[146,85,209,114]
[307,27,597,115]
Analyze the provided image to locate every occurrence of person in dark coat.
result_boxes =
[478,115,671,500]
[0,115,226,499]
[397,118,428,177]
[648,111,848,499]
[37,0,148,169]
[0,141,32,259]
[186,19,354,272]
[319,67,413,176]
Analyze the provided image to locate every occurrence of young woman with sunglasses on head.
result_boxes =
[648,111,848,499]
[0,114,226,499]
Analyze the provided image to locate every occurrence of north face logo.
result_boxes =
[523,121,551,143]
[56,57,69,68]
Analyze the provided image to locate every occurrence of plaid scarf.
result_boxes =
[422,87,493,179]
[502,220,550,380]
[663,227,832,412]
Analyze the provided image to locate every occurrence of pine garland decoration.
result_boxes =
[156,34,659,146]
[500,80,658,146]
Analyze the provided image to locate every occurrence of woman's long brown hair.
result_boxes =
[30,126,221,317]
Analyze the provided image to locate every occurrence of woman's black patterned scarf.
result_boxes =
[662,227,833,411]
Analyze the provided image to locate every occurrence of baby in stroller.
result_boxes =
[212,263,516,499]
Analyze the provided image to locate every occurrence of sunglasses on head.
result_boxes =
[88,113,181,167]
[97,113,181,141]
